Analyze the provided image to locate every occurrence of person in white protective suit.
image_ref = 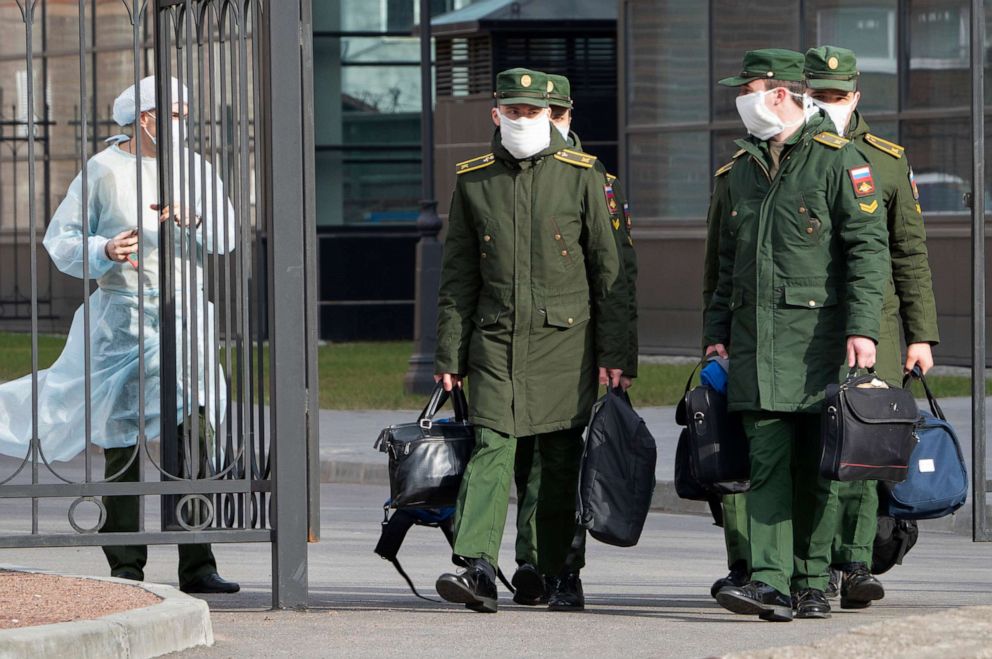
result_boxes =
[0,76,240,593]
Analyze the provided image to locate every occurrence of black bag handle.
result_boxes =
[417,381,470,427]
[902,365,945,420]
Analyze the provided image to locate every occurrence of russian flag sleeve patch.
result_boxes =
[849,165,876,198]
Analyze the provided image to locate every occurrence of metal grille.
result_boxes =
[0,0,316,608]
[435,35,491,97]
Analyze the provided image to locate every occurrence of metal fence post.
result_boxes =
[970,0,989,543]
[266,0,311,608]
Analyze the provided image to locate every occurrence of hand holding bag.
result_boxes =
[374,383,475,509]
[675,360,750,492]
[819,367,919,482]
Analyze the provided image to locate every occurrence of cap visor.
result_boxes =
[497,96,549,107]
[548,99,572,108]
[717,75,756,87]
[805,77,856,91]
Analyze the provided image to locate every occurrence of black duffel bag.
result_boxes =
[374,383,475,509]
[819,368,919,482]
[576,387,657,547]
[674,361,750,491]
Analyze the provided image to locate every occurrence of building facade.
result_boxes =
[620,0,992,364]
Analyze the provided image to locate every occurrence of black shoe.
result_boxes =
[710,561,749,600]
[715,581,793,622]
[436,562,498,613]
[180,573,241,594]
[511,563,547,606]
[547,572,584,611]
[840,562,884,610]
[794,588,831,619]
[111,569,143,582]
[825,567,841,599]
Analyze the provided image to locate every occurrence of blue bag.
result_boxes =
[884,369,968,520]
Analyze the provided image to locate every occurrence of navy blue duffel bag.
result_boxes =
[883,368,968,520]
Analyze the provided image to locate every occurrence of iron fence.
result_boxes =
[0,0,316,608]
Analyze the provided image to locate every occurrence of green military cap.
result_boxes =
[546,74,572,109]
[804,45,859,91]
[494,68,550,107]
[718,48,805,87]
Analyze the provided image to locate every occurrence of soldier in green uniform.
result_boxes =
[804,45,939,609]
[703,49,890,622]
[433,68,629,614]
[509,72,639,610]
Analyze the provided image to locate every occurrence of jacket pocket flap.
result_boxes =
[783,285,839,309]
[474,299,503,328]
[546,299,591,328]
[729,289,744,310]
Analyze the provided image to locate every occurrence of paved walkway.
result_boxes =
[6,483,990,658]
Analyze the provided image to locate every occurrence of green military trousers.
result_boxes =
[100,413,218,587]
[742,411,839,596]
[721,492,750,570]
[513,436,587,572]
[831,480,877,566]
[454,425,584,575]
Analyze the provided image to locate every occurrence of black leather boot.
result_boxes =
[716,580,793,622]
[547,572,584,611]
[825,566,842,599]
[710,560,749,600]
[794,588,831,619]
[511,563,547,606]
[436,559,498,613]
[840,562,885,609]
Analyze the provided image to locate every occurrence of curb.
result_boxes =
[319,459,972,535]
[0,567,213,659]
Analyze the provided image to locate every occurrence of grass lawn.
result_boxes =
[0,331,987,409]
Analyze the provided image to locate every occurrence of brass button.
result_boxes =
[483,235,491,242]
[799,207,806,214]
[555,233,562,240]
[481,252,487,259]
[567,317,574,325]
[808,300,816,307]
[561,250,568,256]
[730,210,738,217]
[806,227,814,234]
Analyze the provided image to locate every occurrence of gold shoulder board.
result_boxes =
[456,153,495,175]
[606,172,617,183]
[733,148,746,158]
[554,149,597,168]
[714,161,734,177]
[864,134,905,159]
[813,132,850,149]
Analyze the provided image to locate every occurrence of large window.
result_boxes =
[623,0,992,221]
[312,0,474,226]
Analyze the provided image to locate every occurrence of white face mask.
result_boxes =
[811,98,856,137]
[499,111,551,160]
[553,121,570,141]
[735,89,804,140]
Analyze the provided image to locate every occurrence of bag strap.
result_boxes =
[374,507,444,603]
[682,359,707,397]
[706,495,724,528]
[902,366,946,420]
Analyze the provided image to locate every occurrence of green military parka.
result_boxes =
[846,113,940,384]
[569,131,639,377]
[435,128,628,437]
[702,114,891,413]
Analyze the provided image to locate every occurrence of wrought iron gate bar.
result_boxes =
[0,530,270,549]
[0,0,315,608]
[0,479,268,498]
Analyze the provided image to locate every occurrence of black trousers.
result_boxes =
[99,414,217,586]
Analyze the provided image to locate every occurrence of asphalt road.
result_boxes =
[1,482,990,658]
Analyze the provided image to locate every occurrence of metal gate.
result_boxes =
[0,0,317,609]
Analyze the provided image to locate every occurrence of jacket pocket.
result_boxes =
[474,298,503,328]
[782,284,839,309]
[729,288,744,311]
[548,216,580,272]
[544,296,591,329]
